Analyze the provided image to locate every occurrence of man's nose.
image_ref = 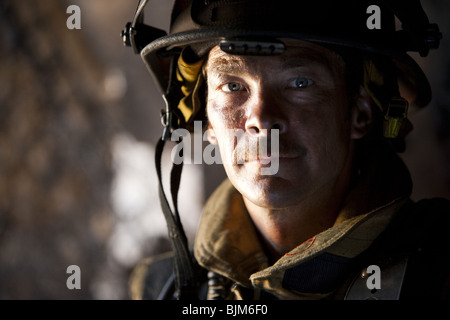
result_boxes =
[244,89,287,136]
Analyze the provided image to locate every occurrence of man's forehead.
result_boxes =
[205,39,338,73]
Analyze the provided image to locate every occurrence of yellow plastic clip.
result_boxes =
[383,97,409,139]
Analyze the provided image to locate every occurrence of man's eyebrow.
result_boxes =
[281,59,307,69]
[281,55,321,69]
[205,55,248,75]
[281,49,329,69]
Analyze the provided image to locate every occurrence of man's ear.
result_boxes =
[351,86,375,140]
[206,122,218,145]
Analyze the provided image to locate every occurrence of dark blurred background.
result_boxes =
[0,0,448,299]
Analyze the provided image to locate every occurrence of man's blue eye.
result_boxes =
[223,82,243,92]
[290,77,312,88]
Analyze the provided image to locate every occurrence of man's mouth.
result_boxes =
[233,140,304,164]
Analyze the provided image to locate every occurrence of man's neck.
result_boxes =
[243,177,351,261]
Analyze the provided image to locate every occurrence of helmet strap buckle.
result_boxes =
[383,97,409,139]
[160,108,173,141]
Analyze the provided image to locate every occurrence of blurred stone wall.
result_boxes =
[0,0,117,299]
[0,0,206,300]
[0,0,448,300]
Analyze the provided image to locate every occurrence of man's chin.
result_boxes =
[235,157,300,177]
[236,175,305,209]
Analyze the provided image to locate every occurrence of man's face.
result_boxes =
[204,40,360,209]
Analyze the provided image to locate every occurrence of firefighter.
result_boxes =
[123,0,450,300]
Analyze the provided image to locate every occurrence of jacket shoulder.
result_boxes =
[399,198,450,299]
[407,197,450,238]
[413,197,450,215]
[129,252,175,300]
[344,198,450,300]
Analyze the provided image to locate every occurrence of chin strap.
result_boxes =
[155,137,198,300]
[155,55,198,300]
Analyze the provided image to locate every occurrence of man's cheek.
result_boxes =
[208,102,246,130]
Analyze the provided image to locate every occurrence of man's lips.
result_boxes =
[245,154,300,163]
